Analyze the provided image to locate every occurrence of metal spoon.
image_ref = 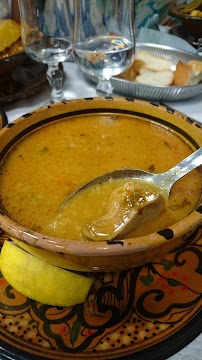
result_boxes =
[60,147,202,210]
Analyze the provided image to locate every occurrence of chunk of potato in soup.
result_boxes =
[0,114,201,241]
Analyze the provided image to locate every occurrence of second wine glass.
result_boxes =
[18,0,73,103]
[73,0,135,97]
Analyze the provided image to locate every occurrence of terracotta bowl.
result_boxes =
[0,98,202,272]
[169,4,202,36]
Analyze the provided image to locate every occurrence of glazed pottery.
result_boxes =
[169,4,202,36]
[0,228,201,359]
[0,97,202,271]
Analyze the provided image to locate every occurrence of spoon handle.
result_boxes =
[161,147,202,193]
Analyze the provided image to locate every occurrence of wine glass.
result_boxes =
[18,0,73,103]
[72,0,135,97]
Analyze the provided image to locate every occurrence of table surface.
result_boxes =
[2,60,202,360]
[3,62,202,124]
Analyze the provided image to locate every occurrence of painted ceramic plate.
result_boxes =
[87,43,202,101]
[0,227,201,360]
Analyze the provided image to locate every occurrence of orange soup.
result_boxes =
[0,113,201,240]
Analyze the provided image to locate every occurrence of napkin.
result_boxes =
[136,14,197,54]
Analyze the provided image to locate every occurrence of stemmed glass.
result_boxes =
[18,0,73,103]
[73,0,135,96]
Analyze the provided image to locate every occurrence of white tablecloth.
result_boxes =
[2,60,202,360]
[3,62,202,124]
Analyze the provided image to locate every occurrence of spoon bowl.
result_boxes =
[60,147,202,210]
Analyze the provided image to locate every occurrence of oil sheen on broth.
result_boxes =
[0,114,201,241]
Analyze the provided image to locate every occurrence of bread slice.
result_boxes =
[117,59,144,81]
[188,60,202,84]
[173,60,202,86]
[173,61,192,86]
[135,50,172,72]
[135,68,174,86]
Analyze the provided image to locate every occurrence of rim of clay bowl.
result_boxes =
[0,97,202,271]
[169,4,202,22]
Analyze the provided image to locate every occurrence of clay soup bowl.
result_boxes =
[0,97,201,271]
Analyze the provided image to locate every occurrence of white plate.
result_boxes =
[87,43,202,101]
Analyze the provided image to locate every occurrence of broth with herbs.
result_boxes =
[0,114,201,241]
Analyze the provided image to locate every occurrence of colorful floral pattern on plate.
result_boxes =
[0,227,201,360]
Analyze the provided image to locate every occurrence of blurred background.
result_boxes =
[0,1,196,26]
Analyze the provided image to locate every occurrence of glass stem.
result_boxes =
[96,78,113,97]
[46,64,64,103]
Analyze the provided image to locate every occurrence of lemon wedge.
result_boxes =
[12,238,89,272]
[0,240,93,307]
[0,19,21,52]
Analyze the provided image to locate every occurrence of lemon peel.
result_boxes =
[0,240,93,307]
[12,237,89,272]
[0,19,21,52]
